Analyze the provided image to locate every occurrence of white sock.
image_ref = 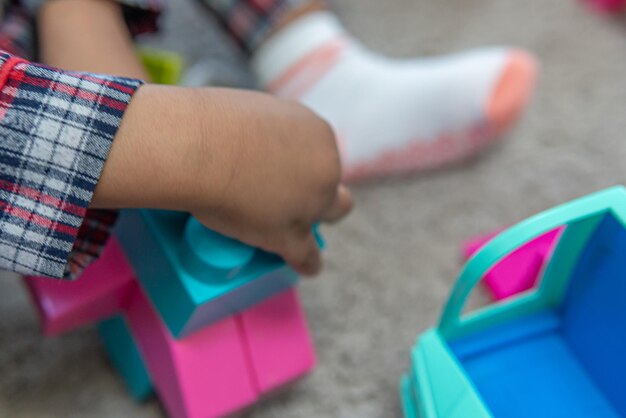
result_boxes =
[252,11,537,181]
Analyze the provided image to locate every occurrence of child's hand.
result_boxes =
[94,86,352,276]
[191,89,352,275]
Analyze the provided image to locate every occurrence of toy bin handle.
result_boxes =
[438,186,626,340]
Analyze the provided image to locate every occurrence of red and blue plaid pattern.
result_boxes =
[0,53,143,278]
[198,0,308,53]
[118,0,164,36]
[0,1,161,279]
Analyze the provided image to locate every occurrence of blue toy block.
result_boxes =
[98,316,153,401]
[400,187,626,418]
[114,209,299,338]
[449,213,626,418]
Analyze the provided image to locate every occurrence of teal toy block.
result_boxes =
[98,315,153,401]
[400,374,419,418]
[114,209,299,338]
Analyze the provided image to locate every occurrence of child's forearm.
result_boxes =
[39,0,149,79]
[37,0,351,275]
[89,85,220,211]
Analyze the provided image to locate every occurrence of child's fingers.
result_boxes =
[321,184,353,223]
[283,232,322,276]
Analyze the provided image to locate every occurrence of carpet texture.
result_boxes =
[1,0,625,417]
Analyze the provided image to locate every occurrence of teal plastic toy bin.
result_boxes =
[401,186,626,418]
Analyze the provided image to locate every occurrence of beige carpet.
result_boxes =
[1,0,626,417]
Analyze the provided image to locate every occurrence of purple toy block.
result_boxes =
[24,238,135,335]
[124,284,258,418]
[239,288,316,393]
[462,228,563,300]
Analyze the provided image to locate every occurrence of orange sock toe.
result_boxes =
[486,51,538,137]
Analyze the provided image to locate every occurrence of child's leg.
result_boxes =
[197,0,537,180]
[39,0,149,79]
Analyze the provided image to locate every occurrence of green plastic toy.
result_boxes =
[137,48,184,85]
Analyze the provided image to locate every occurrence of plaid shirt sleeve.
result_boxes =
[197,0,307,53]
[0,0,161,279]
[0,51,144,279]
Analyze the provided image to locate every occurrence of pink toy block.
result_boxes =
[462,227,562,300]
[582,0,626,13]
[125,284,258,418]
[24,238,135,336]
[239,288,316,393]
[122,284,315,418]
[24,236,316,417]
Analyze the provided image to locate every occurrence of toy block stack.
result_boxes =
[24,210,317,418]
[401,187,626,418]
